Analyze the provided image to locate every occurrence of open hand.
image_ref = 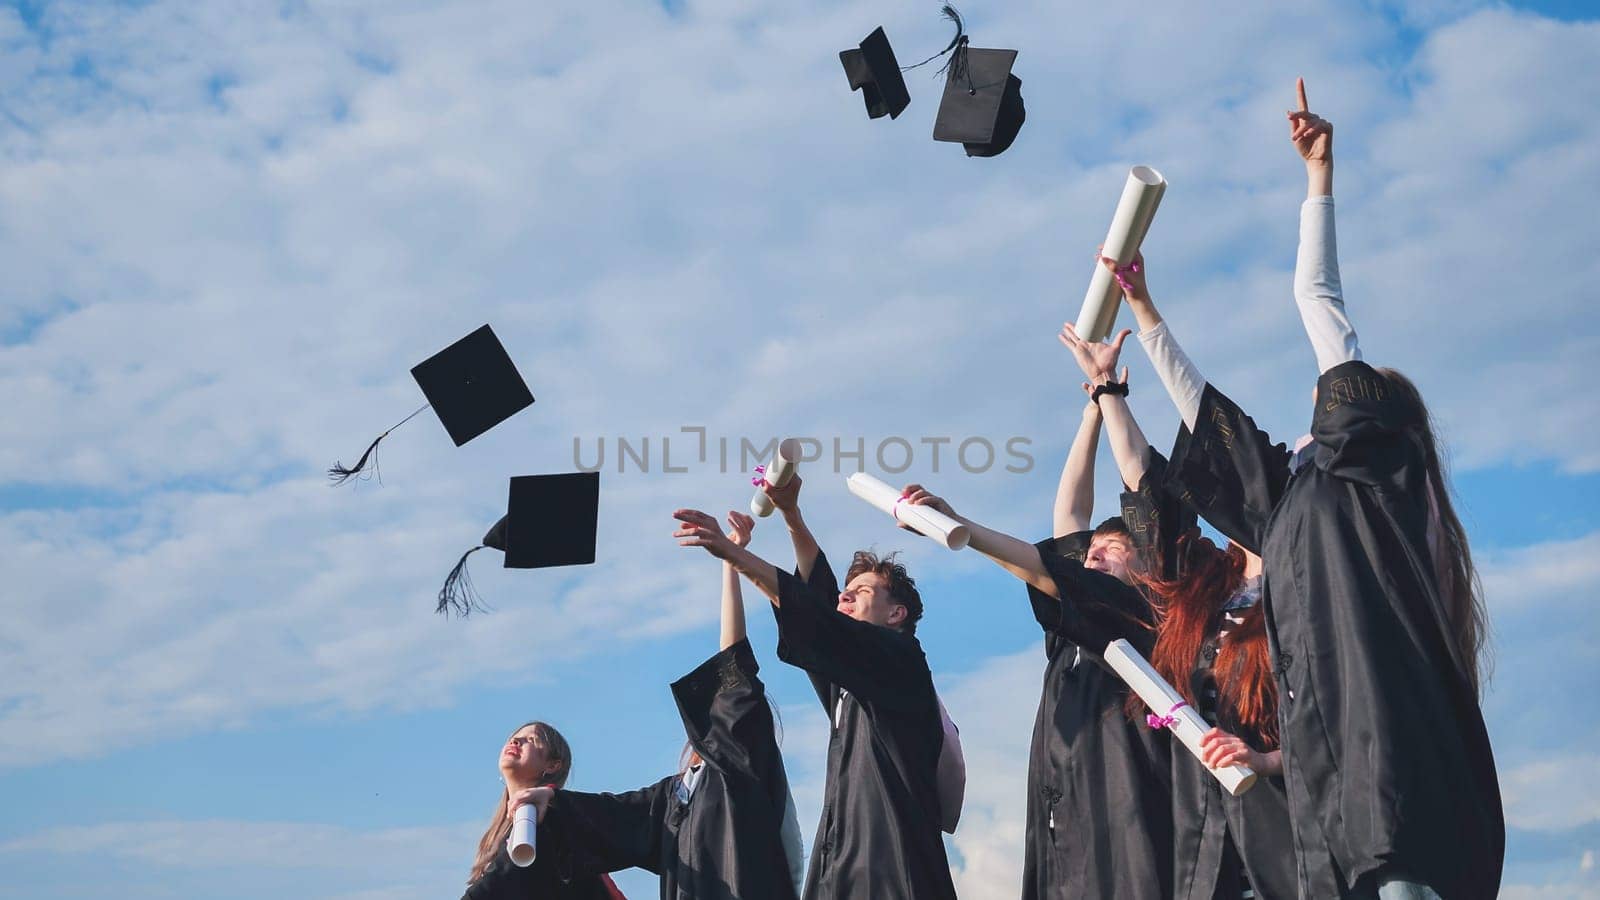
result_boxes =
[674,509,737,560]
[1287,77,1332,164]
[1059,322,1132,384]
[726,510,755,548]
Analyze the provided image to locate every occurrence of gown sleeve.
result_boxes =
[772,566,929,711]
[1163,384,1293,555]
[1120,446,1198,582]
[670,638,782,792]
[550,780,675,876]
[1028,539,1157,657]
[772,550,841,711]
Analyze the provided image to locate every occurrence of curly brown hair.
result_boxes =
[845,550,923,634]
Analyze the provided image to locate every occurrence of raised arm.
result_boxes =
[676,509,781,605]
[763,476,823,581]
[720,511,756,650]
[900,485,1055,598]
[1288,77,1360,373]
[1093,252,1208,431]
[1057,325,1152,490]
[1053,401,1103,537]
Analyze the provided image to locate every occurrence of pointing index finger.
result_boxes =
[1296,77,1309,113]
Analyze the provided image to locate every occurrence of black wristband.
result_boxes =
[1090,380,1130,403]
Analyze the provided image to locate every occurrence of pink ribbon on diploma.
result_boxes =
[1146,700,1188,730]
[751,465,767,488]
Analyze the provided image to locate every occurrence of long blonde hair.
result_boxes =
[1377,368,1491,696]
[468,721,574,884]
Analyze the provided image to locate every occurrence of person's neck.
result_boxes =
[503,772,542,794]
[1243,553,1264,579]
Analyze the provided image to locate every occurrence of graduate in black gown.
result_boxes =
[512,510,805,900]
[910,395,1175,899]
[1057,326,1307,900]
[917,479,1179,900]
[1106,81,1502,899]
[461,722,621,900]
[673,493,957,900]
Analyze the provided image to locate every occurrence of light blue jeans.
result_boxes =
[1377,877,1442,900]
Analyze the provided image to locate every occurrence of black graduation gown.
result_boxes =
[1164,361,1504,898]
[1126,450,1303,900]
[1168,621,1302,900]
[1021,531,1173,900]
[777,550,956,900]
[460,831,616,900]
[550,639,800,900]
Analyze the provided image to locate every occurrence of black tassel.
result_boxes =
[327,434,384,485]
[326,403,430,487]
[437,545,491,617]
[902,4,967,74]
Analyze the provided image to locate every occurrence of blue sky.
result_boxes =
[1,1,1597,898]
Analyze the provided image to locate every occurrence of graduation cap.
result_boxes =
[921,6,1025,158]
[840,26,910,120]
[327,324,535,485]
[436,471,600,616]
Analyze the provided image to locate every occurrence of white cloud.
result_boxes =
[1502,754,1600,832]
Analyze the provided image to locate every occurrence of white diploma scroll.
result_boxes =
[750,438,802,518]
[1074,165,1168,342]
[507,804,538,867]
[1103,638,1258,797]
[845,473,970,551]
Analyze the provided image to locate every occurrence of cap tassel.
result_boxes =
[326,403,430,486]
[902,4,968,75]
[437,545,490,617]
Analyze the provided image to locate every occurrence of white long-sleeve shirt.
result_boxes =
[1294,196,1360,373]
[1137,195,1361,428]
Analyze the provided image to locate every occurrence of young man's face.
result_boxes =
[837,571,906,629]
[1084,532,1134,584]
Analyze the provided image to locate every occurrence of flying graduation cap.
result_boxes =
[327,324,535,485]
[928,6,1025,157]
[840,26,910,120]
[437,471,601,616]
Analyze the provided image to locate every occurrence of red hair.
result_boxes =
[1133,535,1279,747]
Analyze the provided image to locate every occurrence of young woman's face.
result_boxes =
[837,571,905,629]
[500,725,559,784]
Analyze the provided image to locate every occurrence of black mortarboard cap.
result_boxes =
[327,324,534,485]
[410,324,535,447]
[840,27,910,120]
[932,47,1025,157]
[436,472,600,616]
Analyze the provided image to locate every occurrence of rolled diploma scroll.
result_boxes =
[750,438,802,518]
[507,804,537,867]
[1074,165,1168,342]
[1103,638,1258,797]
[845,473,970,551]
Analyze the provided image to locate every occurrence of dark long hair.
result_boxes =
[1132,535,1279,747]
[1377,367,1491,695]
[468,721,573,884]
